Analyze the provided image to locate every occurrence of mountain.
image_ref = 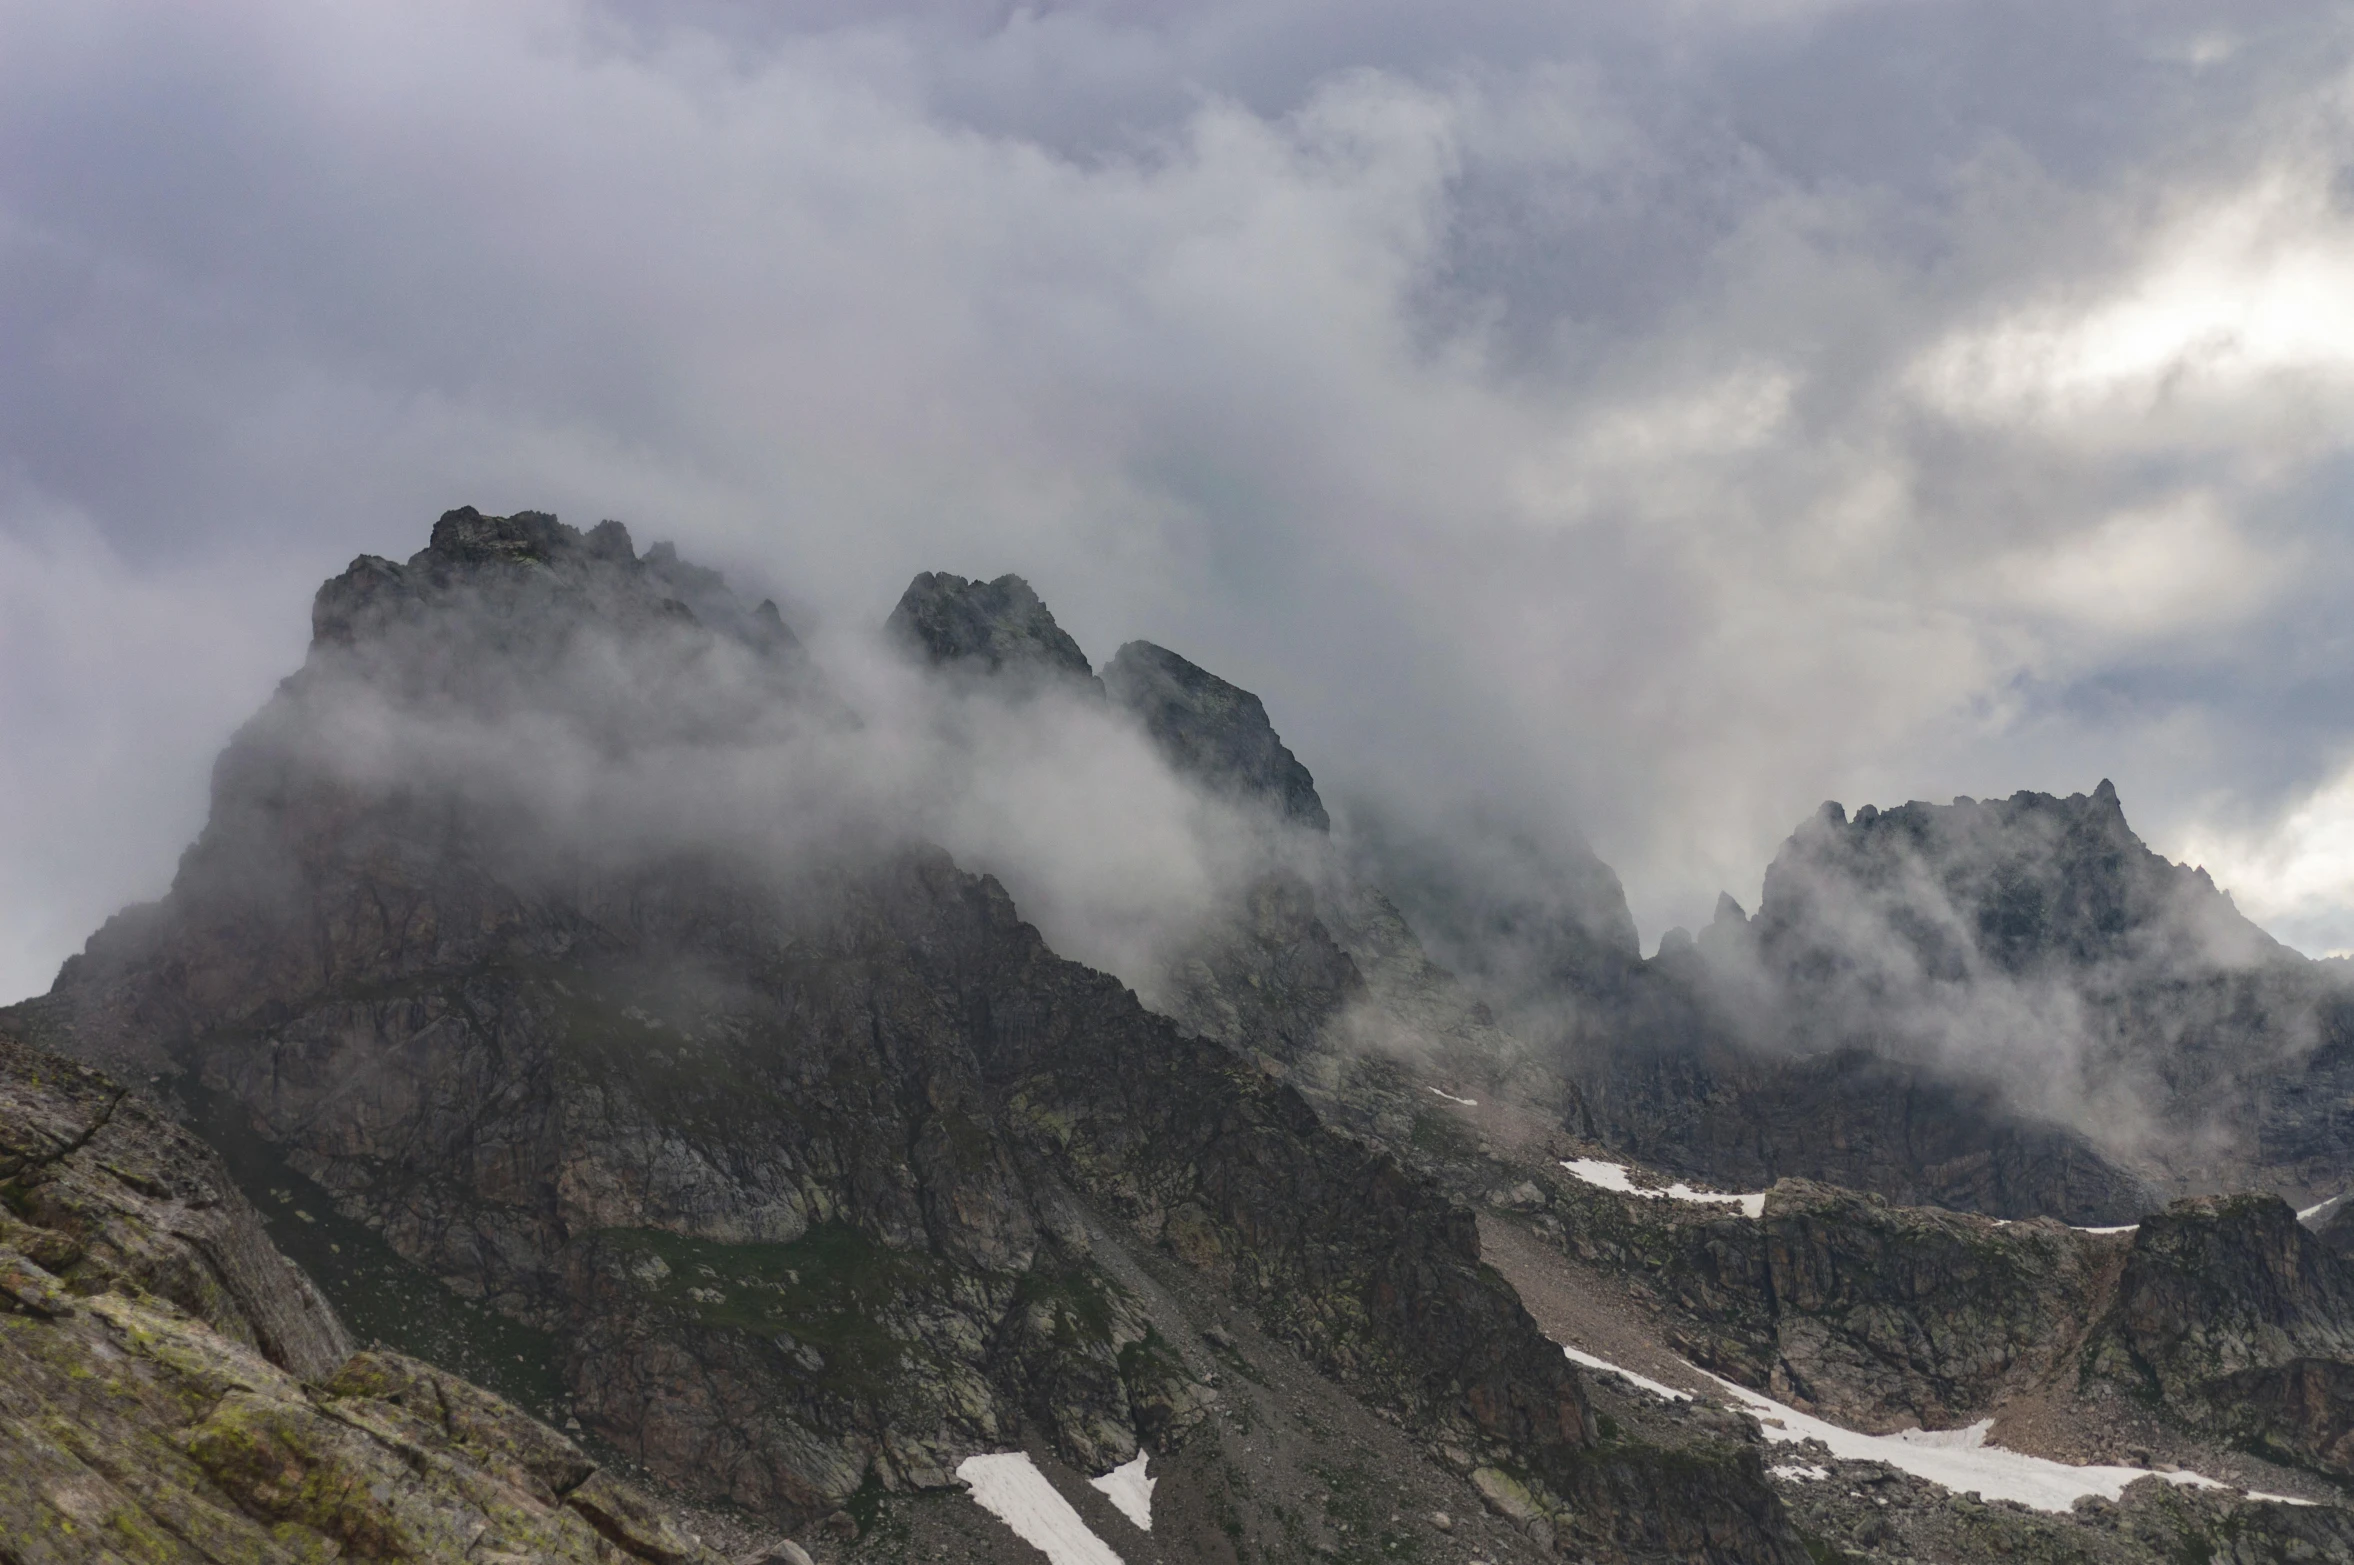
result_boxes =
[887,571,1100,692]
[11,510,1806,1564]
[24,505,2354,1562]
[1101,641,1329,831]
[1585,786,2354,1207]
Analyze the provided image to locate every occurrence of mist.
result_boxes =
[194,527,1319,1022]
[7,0,2354,1003]
[1656,788,2332,1171]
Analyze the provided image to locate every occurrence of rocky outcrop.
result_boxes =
[1754,784,2285,982]
[2093,1193,2354,1476]
[1529,1156,2354,1487]
[1539,1169,2122,1430]
[1551,783,2353,1219]
[0,1027,724,1565]
[1,1293,724,1564]
[1102,640,1328,828]
[0,1025,349,1378]
[885,571,1097,688]
[1154,871,1363,1065]
[1770,1448,2354,1564]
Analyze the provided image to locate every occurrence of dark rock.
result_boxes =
[1570,1024,2163,1224]
[2093,1192,2354,1475]
[746,1544,815,1565]
[1103,639,1328,828]
[1737,785,2352,1192]
[1155,870,1363,1064]
[1548,1172,2124,1430]
[0,1033,725,1564]
[0,1025,350,1376]
[2316,1194,2354,1257]
[885,571,1096,688]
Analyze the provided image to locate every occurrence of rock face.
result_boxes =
[25,511,1803,1561]
[44,507,2354,1558]
[1154,871,1364,1065]
[1103,640,1328,829]
[2,1294,726,1565]
[0,1027,723,1565]
[2095,1193,2354,1475]
[1569,1016,2164,1224]
[0,1026,349,1378]
[885,570,1097,687]
[1525,1155,2354,1486]
[1546,1172,2124,1430]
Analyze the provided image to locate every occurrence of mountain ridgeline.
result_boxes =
[15,507,2354,1564]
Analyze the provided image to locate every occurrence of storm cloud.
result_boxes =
[5,0,2354,1001]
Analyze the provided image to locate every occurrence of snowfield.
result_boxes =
[1088,1453,1155,1531]
[1561,1345,1692,1402]
[1559,1158,1767,1218]
[1551,1341,2314,1512]
[1705,1376,2257,1513]
[957,1453,1126,1564]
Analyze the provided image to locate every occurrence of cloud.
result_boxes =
[0,493,314,1002]
[172,536,1292,1020]
[2176,761,2354,960]
[4,0,2354,1001]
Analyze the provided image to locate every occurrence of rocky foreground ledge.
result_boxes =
[0,1027,727,1564]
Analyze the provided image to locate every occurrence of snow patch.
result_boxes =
[1088,1453,1154,1532]
[1702,1375,2280,1513]
[2299,1192,2342,1221]
[1770,1463,1830,1481]
[957,1453,1126,1564]
[1560,1158,1767,1218]
[1426,1086,1478,1107]
[1561,1345,1692,1403]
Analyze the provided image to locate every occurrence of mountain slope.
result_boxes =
[0,1021,730,1565]
[19,510,1806,1563]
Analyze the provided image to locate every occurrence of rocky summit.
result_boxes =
[1568,785,2354,1212]
[886,571,1098,691]
[15,506,2354,1563]
[1102,641,1329,830]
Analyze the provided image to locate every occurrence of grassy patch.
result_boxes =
[594,1222,968,1399]
[181,1074,568,1420]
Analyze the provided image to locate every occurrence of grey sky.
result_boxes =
[5,0,2354,1001]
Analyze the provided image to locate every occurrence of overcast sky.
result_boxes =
[5,0,2354,1002]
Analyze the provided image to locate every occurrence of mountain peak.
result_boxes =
[1759,783,2278,976]
[309,507,801,665]
[885,571,1095,686]
[1103,640,1328,829]
[425,505,574,565]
